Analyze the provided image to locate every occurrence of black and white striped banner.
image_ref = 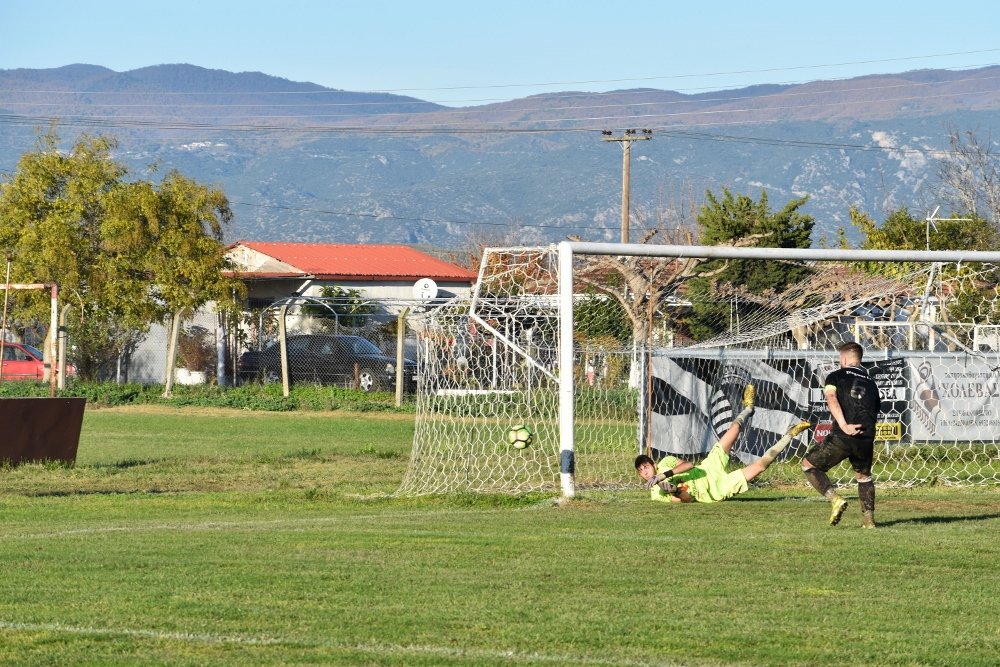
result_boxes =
[650,355,816,463]
[650,353,917,462]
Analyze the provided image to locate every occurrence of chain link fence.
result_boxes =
[235,297,426,394]
[4,295,437,396]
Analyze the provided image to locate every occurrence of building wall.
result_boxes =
[244,279,472,309]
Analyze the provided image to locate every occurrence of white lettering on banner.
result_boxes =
[937,382,1000,399]
[878,387,907,401]
[909,358,1000,440]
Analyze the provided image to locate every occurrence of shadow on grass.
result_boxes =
[878,513,1000,527]
[23,488,173,498]
[727,496,790,503]
[90,458,162,470]
[730,497,1000,525]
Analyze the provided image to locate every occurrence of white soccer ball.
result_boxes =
[507,424,534,449]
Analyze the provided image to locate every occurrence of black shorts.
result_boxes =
[804,434,873,476]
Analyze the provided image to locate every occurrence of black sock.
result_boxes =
[803,468,834,497]
[858,480,875,514]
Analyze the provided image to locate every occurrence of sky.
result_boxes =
[2,1,999,106]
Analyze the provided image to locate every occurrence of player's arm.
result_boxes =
[652,459,693,481]
[825,385,861,436]
[645,459,693,488]
[669,460,694,476]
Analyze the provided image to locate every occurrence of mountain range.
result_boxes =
[2,63,999,249]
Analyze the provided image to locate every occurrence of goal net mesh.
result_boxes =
[398,246,1000,495]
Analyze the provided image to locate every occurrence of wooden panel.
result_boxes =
[0,398,86,465]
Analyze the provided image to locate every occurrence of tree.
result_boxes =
[574,288,632,344]
[697,188,814,290]
[301,285,377,329]
[681,189,815,340]
[936,128,1000,228]
[850,206,1000,335]
[0,130,243,380]
[851,205,999,264]
[573,223,705,347]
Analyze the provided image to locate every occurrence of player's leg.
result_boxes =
[802,437,850,526]
[850,444,876,528]
[758,420,811,469]
[741,420,811,481]
[857,473,876,528]
[720,384,756,455]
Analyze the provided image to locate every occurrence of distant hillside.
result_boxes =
[2,64,999,248]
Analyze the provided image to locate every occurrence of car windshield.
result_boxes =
[345,338,382,355]
[24,344,44,360]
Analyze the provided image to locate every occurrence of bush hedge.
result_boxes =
[0,380,415,413]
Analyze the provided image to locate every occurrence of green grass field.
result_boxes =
[1,406,998,666]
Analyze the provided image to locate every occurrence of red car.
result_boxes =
[0,342,74,381]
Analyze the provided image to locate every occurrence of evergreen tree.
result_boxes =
[682,188,814,340]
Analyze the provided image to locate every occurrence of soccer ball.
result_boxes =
[507,424,534,449]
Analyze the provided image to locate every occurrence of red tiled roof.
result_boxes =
[230,241,477,282]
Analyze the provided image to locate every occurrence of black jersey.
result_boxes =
[825,365,882,442]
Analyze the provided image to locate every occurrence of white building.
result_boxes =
[123,242,477,384]
[226,241,477,307]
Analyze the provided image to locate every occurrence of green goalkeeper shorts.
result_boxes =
[683,444,748,503]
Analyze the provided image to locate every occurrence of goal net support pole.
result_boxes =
[556,241,1000,499]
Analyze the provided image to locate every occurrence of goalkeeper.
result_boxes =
[634,385,810,503]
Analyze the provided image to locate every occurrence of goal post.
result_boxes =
[556,242,1000,498]
[399,241,1000,498]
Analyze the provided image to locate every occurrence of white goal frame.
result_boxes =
[555,242,1000,498]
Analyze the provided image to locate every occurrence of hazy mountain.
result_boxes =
[2,63,999,248]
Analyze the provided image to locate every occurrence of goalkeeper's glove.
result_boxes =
[659,479,680,495]
[643,469,674,489]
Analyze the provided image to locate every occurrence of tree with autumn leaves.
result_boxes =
[0,131,244,379]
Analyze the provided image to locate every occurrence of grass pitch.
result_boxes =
[1,406,998,666]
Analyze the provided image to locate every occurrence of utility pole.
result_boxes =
[602,129,652,243]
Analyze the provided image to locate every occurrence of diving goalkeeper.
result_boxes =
[634,385,810,503]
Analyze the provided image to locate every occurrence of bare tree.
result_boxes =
[446,226,527,274]
[937,128,1000,227]
[570,204,772,344]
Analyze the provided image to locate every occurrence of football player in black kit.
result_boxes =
[802,342,882,528]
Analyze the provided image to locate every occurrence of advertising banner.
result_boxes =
[908,358,1000,440]
[807,357,908,444]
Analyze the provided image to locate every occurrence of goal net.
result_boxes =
[398,243,1000,496]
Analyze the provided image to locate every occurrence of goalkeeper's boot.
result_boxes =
[861,511,876,529]
[742,384,756,410]
[829,495,849,526]
[787,421,811,437]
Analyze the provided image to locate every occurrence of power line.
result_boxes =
[0,110,976,157]
[230,201,618,232]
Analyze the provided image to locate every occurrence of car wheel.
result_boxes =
[358,369,381,392]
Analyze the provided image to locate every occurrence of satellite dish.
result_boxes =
[413,278,438,302]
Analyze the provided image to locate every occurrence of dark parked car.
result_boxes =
[238,334,416,392]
